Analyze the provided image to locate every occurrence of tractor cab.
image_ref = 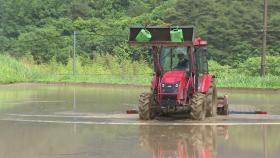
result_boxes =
[160,46,190,72]
[158,43,210,107]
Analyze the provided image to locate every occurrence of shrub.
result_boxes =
[239,56,280,76]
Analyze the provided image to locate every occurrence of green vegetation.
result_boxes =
[216,75,280,88]
[0,0,279,87]
[1,54,279,88]
[208,58,280,88]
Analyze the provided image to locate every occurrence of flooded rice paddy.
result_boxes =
[0,83,279,158]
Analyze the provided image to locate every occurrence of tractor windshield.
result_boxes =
[160,47,189,72]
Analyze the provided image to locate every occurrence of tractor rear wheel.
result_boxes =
[190,93,207,120]
[138,93,156,120]
[206,84,217,117]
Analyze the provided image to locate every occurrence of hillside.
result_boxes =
[0,0,279,66]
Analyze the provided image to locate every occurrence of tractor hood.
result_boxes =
[161,70,186,83]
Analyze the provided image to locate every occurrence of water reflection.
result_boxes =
[139,125,228,158]
[73,87,77,134]
[0,121,279,158]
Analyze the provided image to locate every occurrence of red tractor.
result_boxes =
[128,26,228,120]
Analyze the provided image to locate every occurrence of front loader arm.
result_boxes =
[152,46,162,76]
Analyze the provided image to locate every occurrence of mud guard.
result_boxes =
[198,74,213,93]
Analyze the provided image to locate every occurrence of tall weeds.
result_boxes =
[0,54,42,83]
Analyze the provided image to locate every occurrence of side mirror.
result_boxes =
[132,52,139,61]
[202,47,210,59]
[148,48,152,54]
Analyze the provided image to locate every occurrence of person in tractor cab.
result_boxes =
[176,52,189,69]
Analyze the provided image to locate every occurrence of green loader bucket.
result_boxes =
[170,28,184,42]
[128,26,194,46]
[135,29,152,42]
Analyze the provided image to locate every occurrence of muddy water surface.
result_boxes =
[0,83,279,158]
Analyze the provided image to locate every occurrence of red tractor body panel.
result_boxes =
[158,70,187,105]
[161,70,186,83]
[199,74,213,93]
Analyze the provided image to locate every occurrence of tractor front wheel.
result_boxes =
[190,93,207,120]
[138,93,156,120]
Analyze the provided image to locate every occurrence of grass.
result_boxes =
[0,54,279,88]
[0,54,152,85]
[217,75,280,88]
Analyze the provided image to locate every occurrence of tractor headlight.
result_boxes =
[161,83,165,88]
[197,81,201,90]
[175,81,180,88]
